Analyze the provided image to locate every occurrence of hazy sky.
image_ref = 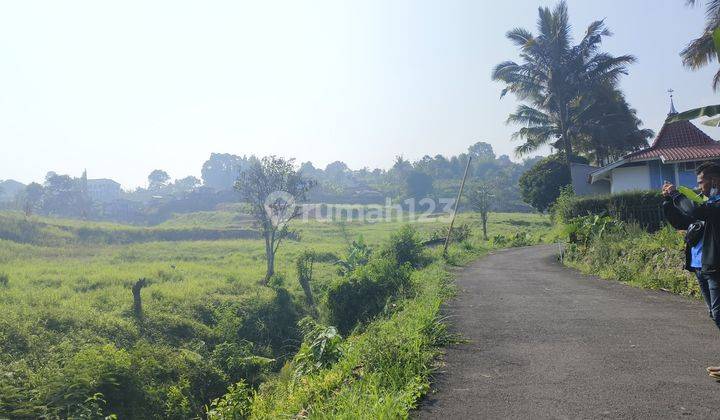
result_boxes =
[1,0,718,189]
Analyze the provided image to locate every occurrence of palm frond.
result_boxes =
[506,28,534,47]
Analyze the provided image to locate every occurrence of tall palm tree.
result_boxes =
[682,0,720,89]
[492,1,636,160]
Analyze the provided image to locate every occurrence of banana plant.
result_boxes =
[666,27,720,125]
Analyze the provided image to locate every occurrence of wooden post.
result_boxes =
[444,156,472,256]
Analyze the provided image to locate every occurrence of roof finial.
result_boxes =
[668,88,678,115]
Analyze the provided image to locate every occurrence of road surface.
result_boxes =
[418,245,720,419]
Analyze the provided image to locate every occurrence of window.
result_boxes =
[681,161,698,172]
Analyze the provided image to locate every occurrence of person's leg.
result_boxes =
[706,271,720,331]
[701,272,720,375]
[696,271,713,318]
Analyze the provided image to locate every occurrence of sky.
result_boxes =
[0,0,719,189]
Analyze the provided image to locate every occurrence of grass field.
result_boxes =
[0,209,550,418]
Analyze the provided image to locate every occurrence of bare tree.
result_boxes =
[235,156,315,285]
[469,182,495,240]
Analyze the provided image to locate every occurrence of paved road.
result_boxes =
[418,245,720,419]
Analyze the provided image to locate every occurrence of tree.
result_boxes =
[467,142,496,161]
[573,85,653,165]
[235,156,315,285]
[682,0,720,89]
[390,155,413,180]
[42,172,85,217]
[492,1,635,160]
[201,153,252,191]
[518,154,572,212]
[469,183,495,240]
[404,170,434,199]
[173,176,201,192]
[20,183,43,216]
[324,161,349,179]
[148,170,170,190]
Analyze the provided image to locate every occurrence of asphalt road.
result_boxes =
[418,245,720,419]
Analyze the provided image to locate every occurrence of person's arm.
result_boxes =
[662,182,697,227]
[668,190,713,221]
[662,194,695,229]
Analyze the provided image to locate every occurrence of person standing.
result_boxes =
[663,162,720,379]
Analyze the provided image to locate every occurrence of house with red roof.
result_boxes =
[588,101,720,194]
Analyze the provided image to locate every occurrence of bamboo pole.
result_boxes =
[444,156,472,256]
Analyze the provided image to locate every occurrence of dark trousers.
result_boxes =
[697,271,720,330]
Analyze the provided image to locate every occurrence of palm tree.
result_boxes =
[573,84,654,165]
[682,0,720,89]
[492,1,636,160]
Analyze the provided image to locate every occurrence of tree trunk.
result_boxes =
[558,102,573,163]
[300,280,314,306]
[562,130,572,161]
[482,213,488,240]
[132,278,147,321]
[264,237,275,285]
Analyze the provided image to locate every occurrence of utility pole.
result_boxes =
[444,156,472,256]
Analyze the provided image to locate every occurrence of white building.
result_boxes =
[588,103,720,193]
[87,179,121,203]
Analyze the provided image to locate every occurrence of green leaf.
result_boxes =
[714,27,720,60]
[666,105,720,124]
[678,186,706,204]
[703,116,720,127]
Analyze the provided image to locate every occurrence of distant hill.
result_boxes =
[0,179,25,202]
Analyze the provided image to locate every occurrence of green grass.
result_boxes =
[560,222,701,298]
[0,209,550,418]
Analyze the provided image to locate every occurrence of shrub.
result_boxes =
[554,190,664,231]
[380,225,428,269]
[210,341,274,386]
[491,231,535,248]
[564,214,624,246]
[293,317,343,379]
[206,381,253,420]
[296,250,316,307]
[39,344,141,418]
[335,236,372,276]
[428,223,471,244]
[326,257,412,335]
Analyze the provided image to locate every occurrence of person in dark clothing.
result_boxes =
[662,186,710,315]
[663,161,720,378]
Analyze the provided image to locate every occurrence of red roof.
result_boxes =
[625,119,720,162]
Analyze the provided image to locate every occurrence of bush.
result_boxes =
[491,231,536,248]
[553,190,664,231]
[206,381,253,420]
[380,225,428,269]
[39,344,141,418]
[326,257,412,335]
[292,317,343,379]
[335,236,372,276]
[562,218,698,298]
[428,223,471,244]
[563,214,624,246]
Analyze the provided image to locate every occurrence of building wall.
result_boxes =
[610,163,650,193]
[570,163,610,196]
[678,162,698,188]
[87,181,121,203]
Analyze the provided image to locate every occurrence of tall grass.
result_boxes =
[561,219,700,297]
[0,209,550,418]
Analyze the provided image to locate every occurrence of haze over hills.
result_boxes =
[0,142,538,225]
